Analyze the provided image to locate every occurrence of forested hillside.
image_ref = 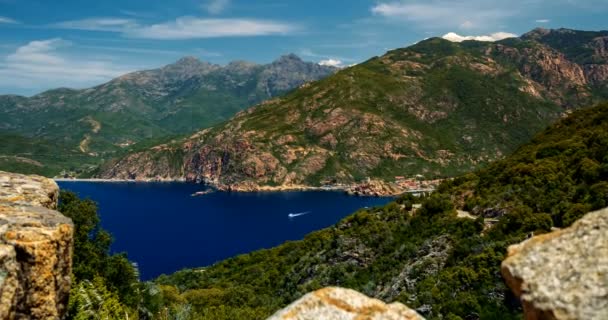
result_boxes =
[151,102,608,319]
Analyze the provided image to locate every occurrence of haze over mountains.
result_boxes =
[99,28,608,189]
[0,54,336,176]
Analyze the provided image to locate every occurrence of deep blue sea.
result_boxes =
[56,182,392,280]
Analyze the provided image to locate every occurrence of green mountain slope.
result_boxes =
[153,102,608,319]
[521,28,608,64]
[0,55,336,176]
[99,28,608,188]
[0,131,95,177]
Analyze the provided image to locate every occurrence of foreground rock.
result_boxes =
[0,171,73,319]
[501,207,608,320]
[267,287,424,320]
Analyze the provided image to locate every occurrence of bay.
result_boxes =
[56,181,392,280]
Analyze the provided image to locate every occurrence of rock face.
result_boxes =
[501,207,608,320]
[0,171,73,319]
[267,287,424,320]
[345,180,404,197]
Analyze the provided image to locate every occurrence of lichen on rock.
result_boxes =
[0,172,59,209]
[0,171,73,319]
[501,207,608,320]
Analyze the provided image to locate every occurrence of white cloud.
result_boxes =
[371,1,514,29]
[0,39,133,93]
[0,16,17,24]
[7,39,68,65]
[53,17,137,32]
[203,0,230,14]
[370,0,605,30]
[52,16,297,40]
[535,19,550,23]
[300,49,354,66]
[126,17,296,39]
[442,32,517,42]
[318,59,343,67]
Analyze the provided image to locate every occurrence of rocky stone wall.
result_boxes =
[0,171,73,319]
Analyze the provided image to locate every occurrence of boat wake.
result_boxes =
[191,190,214,197]
[288,211,311,218]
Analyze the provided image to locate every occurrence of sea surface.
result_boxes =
[56,181,392,280]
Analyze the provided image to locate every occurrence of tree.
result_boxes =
[59,191,141,316]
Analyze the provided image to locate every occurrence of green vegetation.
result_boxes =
[104,29,608,186]
[523,28,608,64]
[0,130,187,178]
[152,195,521,319]
[150,103,608,319]
[59,192,164,319]
[186,36,567,183]
[0,131,97,177]
[448,102,608,228]
[0,56,335,177]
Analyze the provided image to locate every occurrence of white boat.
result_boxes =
[191,190,214,197]
[288,211,310,218]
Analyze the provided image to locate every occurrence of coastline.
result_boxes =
[53,178,186,183]
[53,178,432,197]
[54,179,354,193]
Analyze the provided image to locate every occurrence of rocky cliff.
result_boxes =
[502,207,608,320]
[99,28,608,190]
[0,171,73,319]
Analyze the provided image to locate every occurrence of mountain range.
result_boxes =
[3,26,607,320]
[98,28,608,189]
[0,54,336,176]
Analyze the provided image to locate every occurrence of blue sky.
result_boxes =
[0,0,606,96]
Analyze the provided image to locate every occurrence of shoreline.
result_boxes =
[53,178,186,183]
[54,179,353,193]
[52,178,417,197]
